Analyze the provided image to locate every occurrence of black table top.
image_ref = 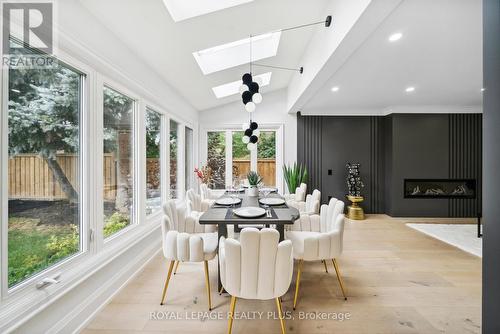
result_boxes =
[198,193,299,225]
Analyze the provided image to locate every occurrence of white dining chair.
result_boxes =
[283,183,307,202]
[286,197,347,309]
[186,189,211,215]
[200,183,218,201]
[160,200,217,310]
[219,228,293,334]
[287,189,321,214]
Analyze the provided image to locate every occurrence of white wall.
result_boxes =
[200,89,297,165]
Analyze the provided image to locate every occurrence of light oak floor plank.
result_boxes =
[83,215,481,334]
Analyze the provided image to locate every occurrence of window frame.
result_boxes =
[0,41,199,324]
[0,50,94,299]
[98,77,141,246]
[200,123,284,193]
[144,106,164,217]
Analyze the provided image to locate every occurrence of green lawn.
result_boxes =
[8,217,78,287]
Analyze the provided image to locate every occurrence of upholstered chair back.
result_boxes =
[186,189,203,213]
[162,200,206,234]
[220,228,293,300]
[200,183,210,200]
[304,189,321,213]
[291,197,344,233]
[294,183,307,202]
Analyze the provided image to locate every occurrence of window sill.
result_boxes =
[0,216,161,333]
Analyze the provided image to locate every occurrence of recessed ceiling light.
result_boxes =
[193,32,281,75]
[388,32,403,42]
[162,0,253,22]
[481,88,486,92]
[405,86,415,93]
[331,86,339,92]
[212,72,272,98]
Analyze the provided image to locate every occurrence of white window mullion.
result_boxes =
[225,130,232,188]
[1,64,8,298]
[94,75,105,251]
[251,144,258,172]
[164,117,171,200]
[136,100,146,225]
[177,125,186,199]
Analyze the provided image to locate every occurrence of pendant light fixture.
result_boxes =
[239,15,332,150]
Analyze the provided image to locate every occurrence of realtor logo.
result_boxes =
[1,1,56,68]
[2,2,53,54]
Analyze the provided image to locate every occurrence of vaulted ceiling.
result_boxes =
[80,0,330,111]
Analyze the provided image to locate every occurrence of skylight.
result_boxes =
[212,72,272,98]
[163,0,253,22]
[193,32,282,75]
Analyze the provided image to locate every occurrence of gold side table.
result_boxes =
[346,195,365,220]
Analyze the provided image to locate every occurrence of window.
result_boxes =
[145,109,162,215]
[185,127,194,192]
[204,127,281,191]
[169,119,179,199]
[232,131,250,184]
[207,131,226,189]
[257,131,276,186]
[103,86,135,238]
[7,61,84,287]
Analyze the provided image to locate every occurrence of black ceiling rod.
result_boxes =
[252,63,304,74]
[278,15,332,33]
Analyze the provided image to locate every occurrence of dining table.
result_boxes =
[198,191,300,290]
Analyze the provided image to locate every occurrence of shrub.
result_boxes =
[103,212,129,238]
[46,225,79,261]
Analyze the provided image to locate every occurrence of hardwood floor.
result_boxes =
[83,215,481,334]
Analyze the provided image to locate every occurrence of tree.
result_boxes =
[103,87,134,213]
[8,65,81,202]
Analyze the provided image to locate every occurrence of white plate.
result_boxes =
[260,187,277,193]
[215,197,242,206]
[233,207,266,218]
[259,197,285,206]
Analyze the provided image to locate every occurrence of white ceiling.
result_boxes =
[79,0,330,111]
[301,0,483,114]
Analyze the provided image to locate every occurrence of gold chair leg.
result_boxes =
[227,296,237,334]
[276,298,286,334]
[332,259,347,300]
[174,260,180,275]
[322,259,328,273]
[204,260,212,311]
[293,259,303,310]
[160,260,175,305]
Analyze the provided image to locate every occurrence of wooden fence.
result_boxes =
[8,154,131,201]
[233,159,276,186]
[8,154,274,201]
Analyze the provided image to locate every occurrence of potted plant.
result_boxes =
[246,171,263,197]
[283,163,308,194]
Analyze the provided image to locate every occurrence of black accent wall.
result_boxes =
[482,0,500,331]
[297,113,482,217]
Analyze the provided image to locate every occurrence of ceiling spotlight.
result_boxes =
[405,86,415,93]
[481,88,486,92]
[331,86,339,92]
[388,32,403,42]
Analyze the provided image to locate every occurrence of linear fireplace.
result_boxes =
[404,179,476,199]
